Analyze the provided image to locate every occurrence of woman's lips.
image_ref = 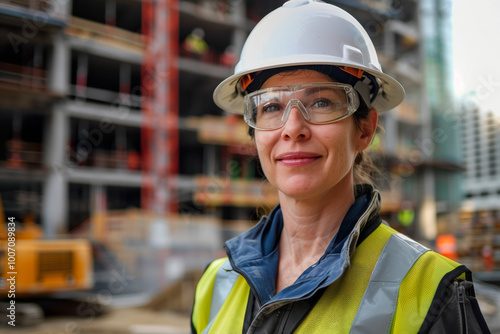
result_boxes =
[276,152,321,167]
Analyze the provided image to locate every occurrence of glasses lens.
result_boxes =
[303,86,349,123]
[244,83,354,130]
[248,91,287,129]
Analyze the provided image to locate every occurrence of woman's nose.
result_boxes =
[281,105,311,141]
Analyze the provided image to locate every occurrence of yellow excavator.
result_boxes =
[0,196,94,326]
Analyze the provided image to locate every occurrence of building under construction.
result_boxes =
[0,0,285,312]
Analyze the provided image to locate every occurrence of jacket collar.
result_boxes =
[225,185,382,305]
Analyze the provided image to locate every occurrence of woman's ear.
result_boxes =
[356,108,378,151]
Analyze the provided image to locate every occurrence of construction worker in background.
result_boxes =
[191,1,490,333]
[182,28,209,59]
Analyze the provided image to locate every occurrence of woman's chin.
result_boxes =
[276,179,325,201]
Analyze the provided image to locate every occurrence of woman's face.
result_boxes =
[254,69,369,201]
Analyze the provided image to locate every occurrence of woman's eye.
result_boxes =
[311,99,332,109]
[261,103,282,113]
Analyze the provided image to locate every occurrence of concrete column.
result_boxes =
[42,103,70,237]
[419,169,437,241]
[230,0,247,59]
[49,0,71,22]
[383,112,398,155]
[42,5,71,237]
[48,31,70,95]
[417,0,437,242]
[90,184,107,242]
[383,22,396,60]
[91,184,107,214]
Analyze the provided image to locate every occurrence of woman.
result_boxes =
[191,1,489,333]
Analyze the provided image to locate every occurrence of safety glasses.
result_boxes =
[243,82,360,130]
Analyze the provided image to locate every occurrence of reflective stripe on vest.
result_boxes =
[203,259,239,334]
[350,232,428,333]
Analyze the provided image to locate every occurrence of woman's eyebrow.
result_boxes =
[258,95,281,104]
[304,86,339,96]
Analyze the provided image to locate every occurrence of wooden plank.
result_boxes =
[67,16,144,54]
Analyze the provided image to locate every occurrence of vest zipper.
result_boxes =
[227,245,300,333]
[247,300,294,334]
[456,280,468,334]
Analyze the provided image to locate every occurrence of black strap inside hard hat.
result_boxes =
[243,65,378,108]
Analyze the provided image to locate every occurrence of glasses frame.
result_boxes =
[243,82,360,131]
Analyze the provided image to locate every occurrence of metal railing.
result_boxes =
[1,0,52,11]
[0,61,47,91]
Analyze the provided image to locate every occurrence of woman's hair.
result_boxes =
[245,66,379,191]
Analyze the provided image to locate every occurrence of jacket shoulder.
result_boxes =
[417,265,491,333]
[398,241,490,333]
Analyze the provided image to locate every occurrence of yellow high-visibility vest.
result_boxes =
[192,224,463,334]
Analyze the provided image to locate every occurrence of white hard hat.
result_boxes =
[213,0,405,114]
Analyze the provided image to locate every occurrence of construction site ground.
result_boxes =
[2,307,191,334]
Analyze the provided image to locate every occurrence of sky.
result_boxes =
[452,0,500,114]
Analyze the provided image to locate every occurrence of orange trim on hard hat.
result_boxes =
[240,67,364,92]
[340,66,364,79]
[240,74,253,91]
